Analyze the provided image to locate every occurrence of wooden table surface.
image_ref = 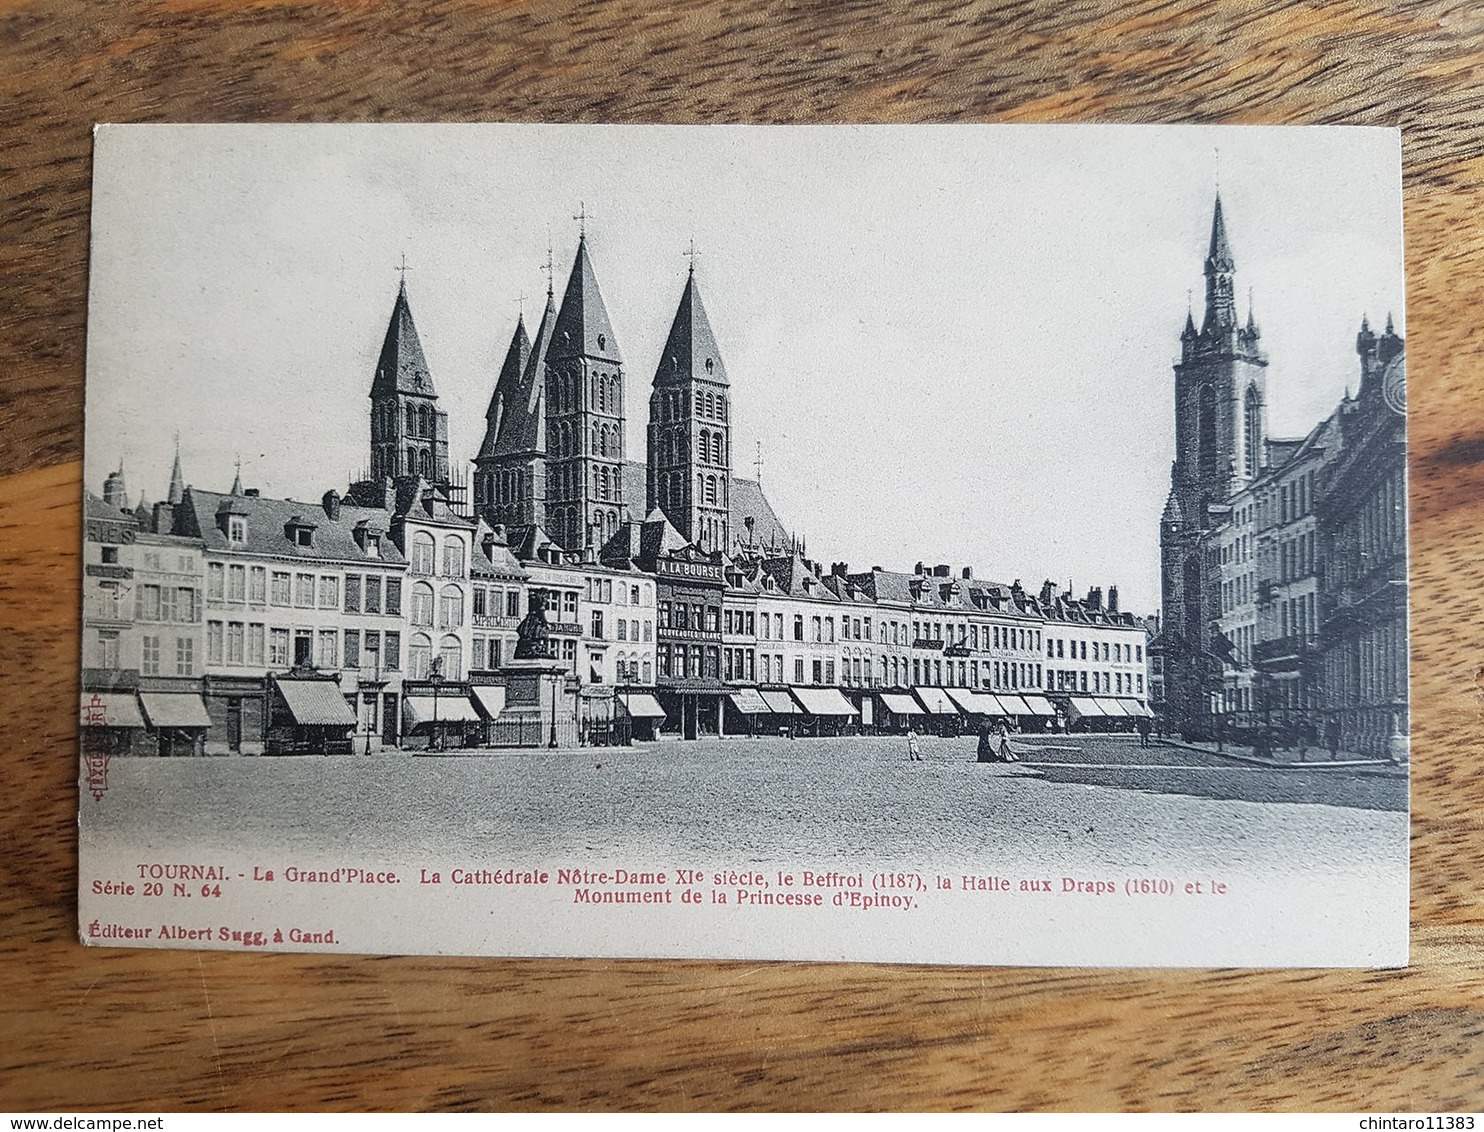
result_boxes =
[4,0,1484,1112]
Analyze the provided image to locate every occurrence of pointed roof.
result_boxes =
[167,444,185,505]
[549,236,622,363]
[479,316,530,461]
[492,290,556,458]
[1205,193,1234,274]
[370,280,437,399]
[653,268,728,387]
[1161,491,1184,526]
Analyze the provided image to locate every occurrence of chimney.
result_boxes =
[831,561,849,577]
[961,566,973,580]
[1108,585,1120,613]
[322,490,341,521]
[1087,586,1102,611]
[244,488,260,498]
[152,501,174,535]
[933,564,950,578]
[914,561,925,575]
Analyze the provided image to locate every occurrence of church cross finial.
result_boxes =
[574,202,589,239]
[754,440,763,487]
[684,238,701,276]
[1214,146,1220,193]
[516,291,528,318]
[542,240,555,296]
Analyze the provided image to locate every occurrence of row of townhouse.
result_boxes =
[84,468,1150,753]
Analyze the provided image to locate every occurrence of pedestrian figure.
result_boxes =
[997,720,1016,762]
[1137,713,1152,748]
[906,727,922,762]
[976,724,994,764]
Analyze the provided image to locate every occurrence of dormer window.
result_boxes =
[228,516,247,545]
[367,534,381,558]
[294,528,312,547]
[284,516,318,549]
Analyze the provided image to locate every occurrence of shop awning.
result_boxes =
[79,692,145,729]
[728,688,772,715]
[1068,697,1104,720]
[1021,694,1057,716]
[1095,697,1128,717]
[1118,698,1153,717]
[274,681,356,727]
[620,693,667,720]
[997,694,1034,716]
[878,692,924,715]
[791,687,858,716]
[403,694,481,726]
[138,692,212,729]
[913,686,959,715]
[470,685,507,719]
[946,688,999,715]
[760,689,800,714]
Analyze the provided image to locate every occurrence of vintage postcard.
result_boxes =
[78,123,1408,965]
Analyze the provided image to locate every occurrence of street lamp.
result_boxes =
[429,655,444,752]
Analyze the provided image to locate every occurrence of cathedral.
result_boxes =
[470,231,782,558]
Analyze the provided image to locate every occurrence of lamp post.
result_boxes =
[429,656,444,752]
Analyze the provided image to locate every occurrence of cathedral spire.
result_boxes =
[653,263,728,387]
[370,278,436,399]
[485,314,529,432]
[492,288,556,460]
[230,457,243,497]
[549,234,622,364]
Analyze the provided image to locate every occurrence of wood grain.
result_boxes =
[3,0,1484,1111]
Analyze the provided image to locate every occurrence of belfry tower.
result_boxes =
[1160,194,1268,725]
[647,254,732,553]
[367,277,451,486]
[543,231,626,552]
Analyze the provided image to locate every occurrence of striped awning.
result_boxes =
[913,686,959,715]
[946,688,999,715]
[1068,697,1104,719]
[620,693,667,720]
[997,694,1034,716]
[1095,697,1128,717]
[138,693,212,729]
[728,688,771,715]
[1117,698,1153,717]
[470,685,507,719]
[403,694,481,725]
[79,692,145,729]
[791,687,858,716]
[275,680,356,727]
[878,692,924,716]
[1021,695,1057,716]
[760,690,800,714]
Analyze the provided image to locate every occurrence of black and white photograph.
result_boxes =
[78,123,1408,965]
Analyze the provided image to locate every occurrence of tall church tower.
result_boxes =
[482,287,556,531]
[368,278,451,485]
[647,259,731,553]
[1161,194,1268,724]
[473,313,530,523]
[544,233,626,552]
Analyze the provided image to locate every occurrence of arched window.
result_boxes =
[406,405,417,435]
[439,585,463,629]
[406,446,417,475]
[439,635,462,681]
[705,391,715,417]
[712,433,723,465]
[705,475,717,506]
[698,429,710,463]
[411,533,435,575]
[409,633,432,679]
[591,424,600,456]
[1244,385,1263,477]
[598,466,610,500]
[411,582,435,627]
[441,536,465,578]
[1198,384,1218,480]
[609,375,619,409]
[419,450,431,476]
